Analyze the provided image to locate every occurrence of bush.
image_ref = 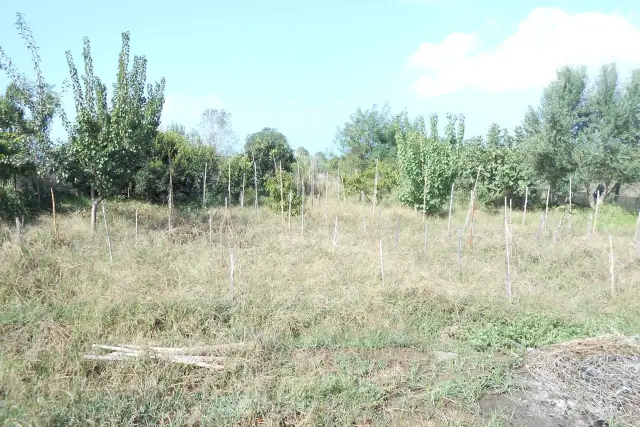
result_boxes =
[264,171,304,216]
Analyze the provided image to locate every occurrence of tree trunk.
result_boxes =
[90,185,102,232]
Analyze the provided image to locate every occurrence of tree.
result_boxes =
[0,13,60,195]
[525,66,589,191]
[579,64,640,193]
[61,32,165,230]
[244,127,294,192]
[334,102,396,171]
[200,108,238,156]
[396,113,456,213]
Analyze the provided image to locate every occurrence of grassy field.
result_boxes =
[1,194,639,426]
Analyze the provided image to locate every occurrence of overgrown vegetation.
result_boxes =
[1,10,640,427]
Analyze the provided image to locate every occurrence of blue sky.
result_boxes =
[2,0,639,155]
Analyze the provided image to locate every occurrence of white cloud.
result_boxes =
[408,8,640,97]
[161,93,223,129]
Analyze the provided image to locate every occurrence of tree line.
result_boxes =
[2,14,639,225]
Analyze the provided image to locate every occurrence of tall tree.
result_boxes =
[334,102,396,171]
[199,108,238,156]
[0,13,59,189]
[61,32,165,230]
[244,127,294,190]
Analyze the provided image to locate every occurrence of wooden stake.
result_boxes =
[252,151,258,211]
[228,158,231,206]
[241,173,245,209]
[279,161,284,224]
[301,182,305,234]
[447,183,454,236]
[609,234,615,298]
[379,239,385,286]
[229,251,235,299]
[168,165,173,232]
[568,177,572,230]
[332,215,338,249]
[522,186,528,226]
[593,190,601,234]
[457,229,463,276]
[208,211,212,245]
[544,185,550,230]
[202,162,207,208]
[50,187,58,237]
[225,197,228,214]
[372,158,378,216]
[288,191,292,230]
[361,191,366,232]
[15,217,21,245]
[101,200,113,262]
[504,197,512,302]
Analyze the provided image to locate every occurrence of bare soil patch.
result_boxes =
[480,334,640,427]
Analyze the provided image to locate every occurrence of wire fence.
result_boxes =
[549,191,640,214]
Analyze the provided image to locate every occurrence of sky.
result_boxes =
[1,0,640,156]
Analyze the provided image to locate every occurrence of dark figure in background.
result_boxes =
[593,183,605,202]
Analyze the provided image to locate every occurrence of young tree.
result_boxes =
[62,32,165,230]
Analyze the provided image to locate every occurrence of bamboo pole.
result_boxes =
[279,161,284,225]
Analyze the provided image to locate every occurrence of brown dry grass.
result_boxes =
[0,195,639,426]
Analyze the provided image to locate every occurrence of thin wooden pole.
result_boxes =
[457,229,463,277]
[522,186,529,226]
[288,191,292,230]
[361,191,366,232]
[504,197,512,302]
[593,190,601,234]
[379,239,385,286]
[252,151,258,211]
[447,183,454,236]
[372,158,378,216]
[208,211,212,245]
[544,185,550,230]
[332,215,338,249]
[102,200,113,263]
[15,217,21,245]
[609,234,615,298]
[202,162,207,208]
[241,173,245,209]
[229,251,235,299]
[228,159,231,206]
[50,187,58,237]
[301,180,305,234]
[280,161,284,225]
[568,177,572,229]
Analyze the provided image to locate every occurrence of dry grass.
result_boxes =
[1,194,639,426]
